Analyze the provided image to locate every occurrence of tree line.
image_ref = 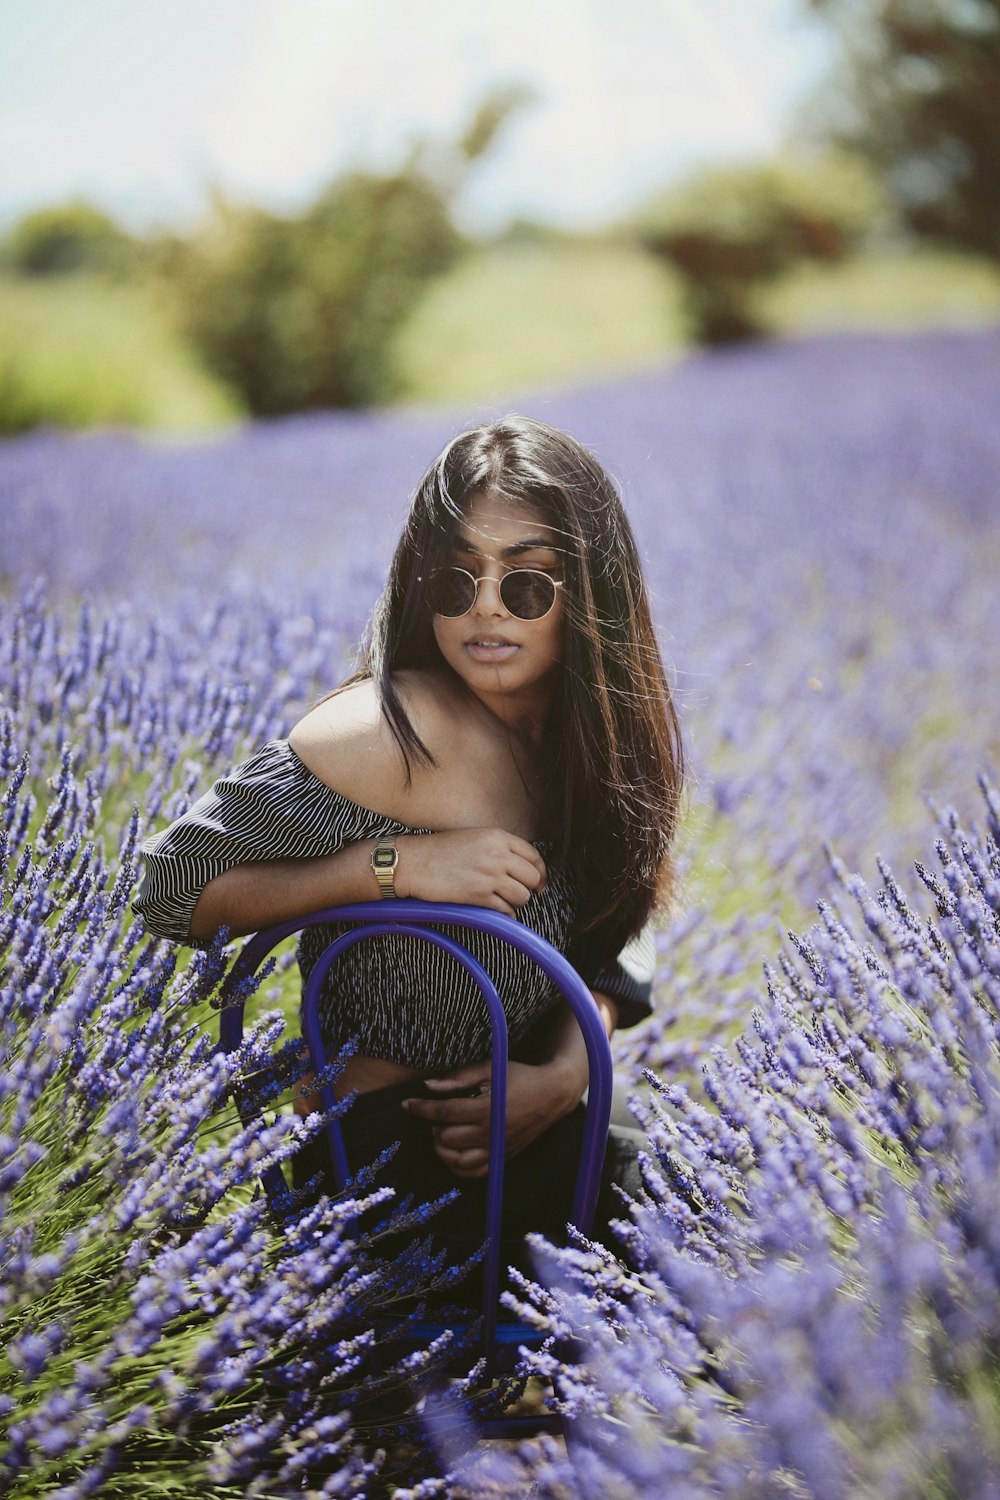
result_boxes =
[3,3,998,415]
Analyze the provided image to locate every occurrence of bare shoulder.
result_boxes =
[288,671,458,816]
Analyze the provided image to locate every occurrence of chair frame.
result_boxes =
[217,898,614,1413]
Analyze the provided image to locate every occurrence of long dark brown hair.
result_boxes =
[350,416,684,958]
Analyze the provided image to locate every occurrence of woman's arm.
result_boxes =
[138,678,549,945]
[188,839,386,942]
[189,826,548,942]
[402,992,619,1178]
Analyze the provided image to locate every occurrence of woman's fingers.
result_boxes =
[489,848,546,910]
[470,839,544,908]
[507,841,547,889]
[432,1123,484,1151]
[403,1075,494,1173]
[433,1136,489,1175]
[403,827,547,907]
[402,1093,487,1126]
[423,1064,490,1093]
[438,1153,488,1179]
[403,1083,491,1174]
[492,877,533,910]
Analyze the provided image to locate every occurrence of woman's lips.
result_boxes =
[464,639,520,663]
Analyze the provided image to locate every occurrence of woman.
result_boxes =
[134,416,683,1263]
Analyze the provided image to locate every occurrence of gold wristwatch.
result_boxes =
[370,837,399,898]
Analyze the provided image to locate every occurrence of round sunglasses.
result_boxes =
[428,566,564,621]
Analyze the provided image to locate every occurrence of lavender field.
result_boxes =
[2,327,1000,1496]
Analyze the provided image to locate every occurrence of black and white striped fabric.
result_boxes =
[134,740,656,1072]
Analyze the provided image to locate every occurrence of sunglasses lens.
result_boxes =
[501,570,556,619]
[428,568,476,617]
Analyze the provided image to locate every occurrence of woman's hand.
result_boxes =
[402,991,617,1178]
[396,829,546,915]
[401,1057,583,1178]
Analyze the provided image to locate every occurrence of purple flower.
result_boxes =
[4,328,1000,1489]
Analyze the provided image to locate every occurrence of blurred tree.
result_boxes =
[169,173,462,413]
[492,217,579,247]
[456,82,537,167]
[2,200,140,277]
[642,153,886,343]
[168,86,533,413]
[807,0,1000,260]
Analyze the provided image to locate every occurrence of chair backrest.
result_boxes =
[217,899,614,1375]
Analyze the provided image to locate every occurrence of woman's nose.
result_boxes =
[472,574,507,616]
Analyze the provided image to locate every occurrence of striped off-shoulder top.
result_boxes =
[133,739,656,1073]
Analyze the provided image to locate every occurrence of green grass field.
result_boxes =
[392,238,687,404]
[0,272,243,435]
[392,240,1000,405]
[1,243,998,432]
[761,245,1000,334]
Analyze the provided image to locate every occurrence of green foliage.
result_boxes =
[0,354,146,435]
[0,273,243,436]
[2,224,998,434]
[491,217,581,247]
[808,0,1000,261]
[2,199,142,278]
[168,170,464,415]
[164,85,539,415]
[641,152,888,344]
[456,82,538,165]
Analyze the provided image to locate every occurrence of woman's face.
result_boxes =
[431,491,565,728]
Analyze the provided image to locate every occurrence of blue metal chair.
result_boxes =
[217,899,614,1434]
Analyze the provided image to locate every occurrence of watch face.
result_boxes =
[373,845,397,870]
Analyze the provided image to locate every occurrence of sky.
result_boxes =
[0,0,834,234]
